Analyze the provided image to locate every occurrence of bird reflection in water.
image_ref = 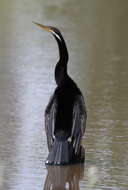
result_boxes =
[43,164,84,190]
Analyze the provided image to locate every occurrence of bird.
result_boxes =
[33,22,87,165]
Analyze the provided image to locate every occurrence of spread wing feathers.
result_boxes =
[45,94,57,151]
[71,95,87,155]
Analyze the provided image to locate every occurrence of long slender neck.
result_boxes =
[53,32,69,86]
[55,35,69,63]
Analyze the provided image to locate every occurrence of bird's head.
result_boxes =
[33,22,62,42]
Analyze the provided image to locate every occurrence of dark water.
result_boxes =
[0,0,128,189]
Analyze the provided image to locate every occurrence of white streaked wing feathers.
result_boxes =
[71,95,87,154]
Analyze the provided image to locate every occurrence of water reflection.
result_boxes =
[43,164,84,190]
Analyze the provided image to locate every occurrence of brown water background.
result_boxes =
[0,0,128,189]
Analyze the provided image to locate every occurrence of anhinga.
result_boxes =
[33,22,87,165]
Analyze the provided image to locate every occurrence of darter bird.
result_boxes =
[33,22,87,165]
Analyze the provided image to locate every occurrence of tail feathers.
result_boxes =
[46,139,74,165]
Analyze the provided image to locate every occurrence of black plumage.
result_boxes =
[34,23,87,165]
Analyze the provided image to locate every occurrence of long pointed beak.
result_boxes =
[33,22,62,41]
[33,22,52,32]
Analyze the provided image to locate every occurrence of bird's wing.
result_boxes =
[71,94,87,155]
[45,94,57,151]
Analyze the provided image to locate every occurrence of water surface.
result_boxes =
[0,0,128,189]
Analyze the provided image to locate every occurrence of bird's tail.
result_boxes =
[45,138,74,165]
[45,130,85,165]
